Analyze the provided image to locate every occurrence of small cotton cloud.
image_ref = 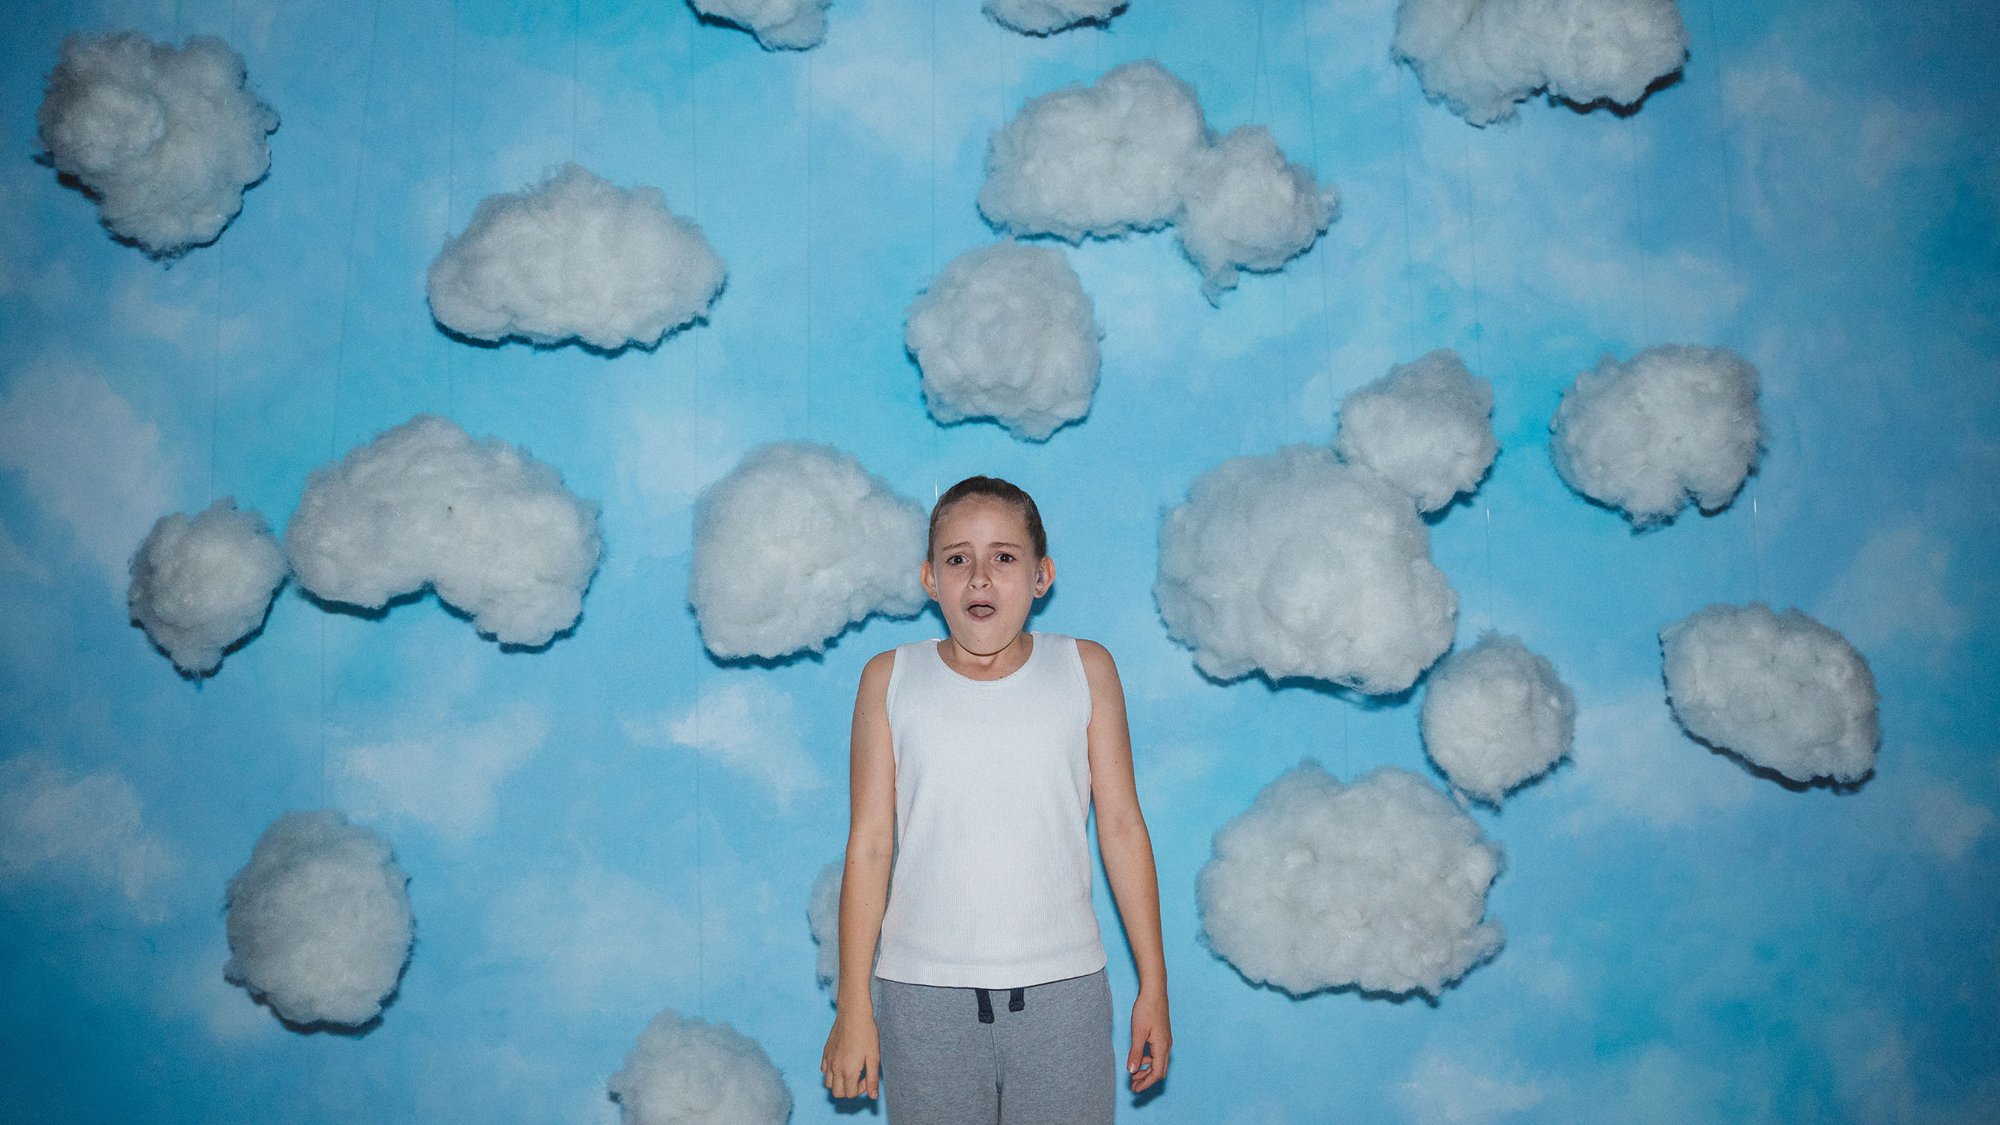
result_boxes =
[985,0,1128,35]
[223,810,413,1029]
[1175,125,1337,301]
[1393,0,1689,126]
[128,499,288,675]
[1155,445,1457,694]
[688,442,926,659]
[1422,634,1575,805]
[607,1008,792,1125]
[1661,603,1881,785]
[808,859,841,993]
[1197,763,1503,998]
[904,241,1101,440]
[334,703,547,843]
[623,678,825,809]
[427,164,724,351]
[691,0,831,49]
[978,60,1209,242]
[0,755,178,918]
[285,414,601,647]
[1549,344,1761,526]
[1334,349,1496,513]
[36,32,278,254]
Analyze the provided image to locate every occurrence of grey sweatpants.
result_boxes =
[874,970,1115,1125]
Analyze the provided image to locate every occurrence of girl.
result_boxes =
[820,476,1171,1122]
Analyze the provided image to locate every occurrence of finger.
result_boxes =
[1126,1035,1144,1077]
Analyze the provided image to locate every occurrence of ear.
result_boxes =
[1033,556,1055,597]
[920,558,938,601]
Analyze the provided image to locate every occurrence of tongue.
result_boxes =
[969,605,995,619]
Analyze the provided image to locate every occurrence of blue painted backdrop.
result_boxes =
[2,0,1996,1121]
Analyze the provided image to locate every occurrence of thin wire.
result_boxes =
[687,8,707,1020]
[445,0,462,419]
[1296,0,1337,441]
[804,51,816,440]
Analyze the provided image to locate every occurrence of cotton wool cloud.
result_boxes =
[1198,763,1503,998]
[808,859,842,993]
[37,32,277,255]
[689,442,926,659]
[1175,126,1338,301]
[1393,0,1689,126]
[607,1008,792,1125]
[904,242,1101,440]
[986,0,1128,35]
[1661,603,1880,784]
[692,0,831,50]
[978,60,1208,242]
[285,415,601,647]
[1422,634,1576,804]
[1335,349,1497,513]
[1549,344,1761,525]
[1156,445,1456,694]
[224,810,413,1028]
[128,499,288,675]
[428,164,724,351]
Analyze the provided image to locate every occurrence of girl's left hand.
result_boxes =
[1126,991,1172,1093]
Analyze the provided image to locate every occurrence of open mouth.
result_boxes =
[966,602,996,620]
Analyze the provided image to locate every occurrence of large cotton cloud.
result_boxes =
[985,0,1127,35]
[285,415,601,647]
[1421,634,1576,804]
[224,810,413,1028]
[978,60,1208,242]
[36,32,277,255]
[1334,349,1497,513]
[1197,763,1503,998]
[688,442,926,659]
[1155,445,1457,694]
[1661,603,1880,784]
[808,859,841,993]
[904,241,1101,440]
[128,499,288,675]
[692,0,831,49]
[607,1008,792,1124]
[427,163,724,351]
[1393,0,1689,126]
[1549,344,1761,525]
[1175,126,1337,301]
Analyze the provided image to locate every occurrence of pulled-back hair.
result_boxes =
[927,476,1048,560]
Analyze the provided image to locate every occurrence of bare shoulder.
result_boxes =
[1073,637,1120,673]
[855,649,898,698]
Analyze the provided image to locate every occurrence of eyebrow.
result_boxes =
[938,540,1026,552]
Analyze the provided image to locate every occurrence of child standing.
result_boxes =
[820,476,1171,1123]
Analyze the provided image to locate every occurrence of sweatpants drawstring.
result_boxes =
[973,987,1028,1023]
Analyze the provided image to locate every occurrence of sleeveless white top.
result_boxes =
[874,632,1107,988]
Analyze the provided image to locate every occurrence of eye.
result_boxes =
[995,552,1015,563]
[945,553,966,566]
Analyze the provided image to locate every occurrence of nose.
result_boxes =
[968,558,991,587]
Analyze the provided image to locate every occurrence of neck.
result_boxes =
[940,631,1034,680]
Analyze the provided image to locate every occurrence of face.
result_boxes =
[921,496,1054,658]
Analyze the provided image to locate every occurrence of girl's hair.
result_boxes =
[928,476,1048,560]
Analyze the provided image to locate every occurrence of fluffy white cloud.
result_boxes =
[1175,126,1337,301]
[36,32,277,254]
[978,60,1208,242]
[334,703,547,842]
[692,0,831,49]
[1393,0,1689,126]
[128,499,288,675]
[223,810,413,1028]
[1422,634,1575,805]
[1549,344,1761,525]
[1156,445,1457,693]
[623,678,825,809]
[904,241,1101,439]
[689,442,926,659]
[808,859,841,993]
[985,0,1127,35]
[0,755,178,917]
[1334,349,1496,513]
[0,363,174,590]
[1197,763,1503,998]
[607,1008,792,1124]
[285,414,601,647]
[427,164,724,351]
[1661,603,1880,785]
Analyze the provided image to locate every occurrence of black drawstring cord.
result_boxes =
[1008,987,1024,1013]
[973,986,1028,1023]
[975,988,994,1024]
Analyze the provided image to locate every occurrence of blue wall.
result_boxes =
[2,0,1996,1121]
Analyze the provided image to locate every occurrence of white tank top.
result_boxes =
[874,632,1107,988]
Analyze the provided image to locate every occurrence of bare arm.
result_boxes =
[822,650,897,1100]
[1080,639,1172,1094]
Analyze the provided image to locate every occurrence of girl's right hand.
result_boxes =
[821,1009,881,1100]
